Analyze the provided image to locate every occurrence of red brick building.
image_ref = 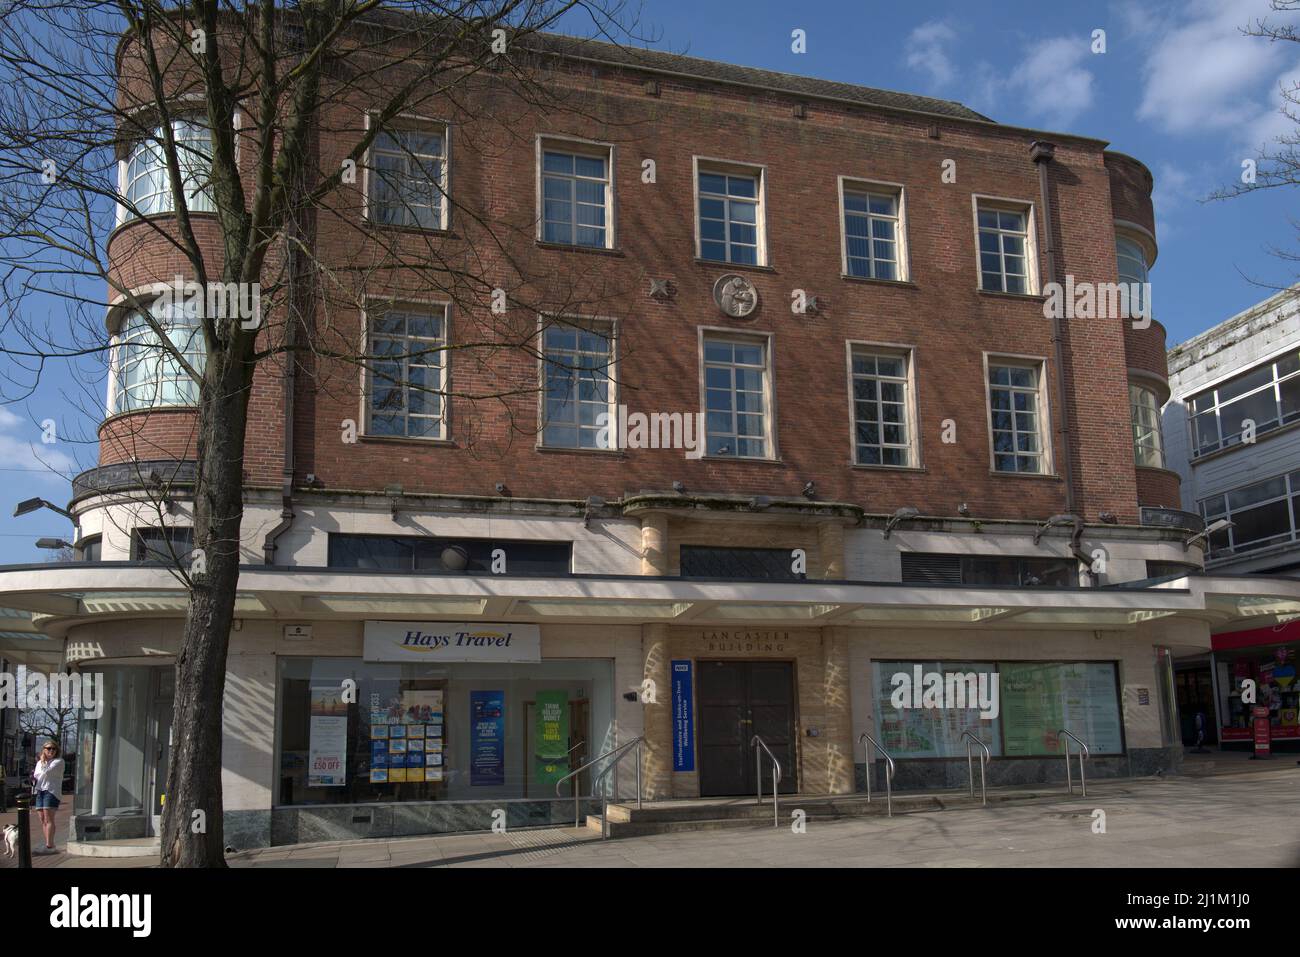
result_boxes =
[22,27,1286,851]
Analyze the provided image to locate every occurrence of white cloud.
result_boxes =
[1137,0,1296,139]
[0,405,77,482]
[1007,37,1096,129]
[901,23,1096,129]
[903,20,959,90]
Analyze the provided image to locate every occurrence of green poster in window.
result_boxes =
[534,690,570,791]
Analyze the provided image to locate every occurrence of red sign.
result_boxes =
[1252,706,1272,757]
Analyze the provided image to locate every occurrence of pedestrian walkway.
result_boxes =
[9,762,1297,868]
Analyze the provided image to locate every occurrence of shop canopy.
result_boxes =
[0,564,1294,654]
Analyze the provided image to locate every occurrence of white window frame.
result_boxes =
[358,297,452,441]
[116,110,218,225]
[844,341,920,468]
[535,135,616,250]
[838,178,909,282]
[362,111,450,231]
[536,314,619,450]
[983,352,1054,475]
[693,156,769,267]
[972,195,1039,295]
[698,327,777,461]
[1130,383,1165,469]
[104,289,206,415]
[1188,347,1300,457]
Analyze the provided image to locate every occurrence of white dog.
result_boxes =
[2,825,17,858]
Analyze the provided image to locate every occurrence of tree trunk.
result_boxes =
[159,349,253,868]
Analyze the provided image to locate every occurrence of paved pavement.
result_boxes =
[7,757,1298,868]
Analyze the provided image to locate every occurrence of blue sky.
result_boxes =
[1,0,1297,563]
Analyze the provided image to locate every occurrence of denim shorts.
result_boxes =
[33,791,60,810]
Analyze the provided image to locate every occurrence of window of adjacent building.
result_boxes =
[364,304,447,439]
[1130,384,1165,468]
[109,300,205,414]
[680,546,807,580]
[901,552,1077,587]
[132,527,194,563]
[368,128,446,230]
[850,348,913,467]
[1188,351,1300,456]
[697,164,763,265]
[842,185,902,280]
[1199,471,1300,557]
[121,116,215,220]
[541,146,611,248]
[703,334,770,458]
[976,203,1031,294]
[328,534,572,575]
[1116,236,1149,313]
[540,321,614,450]
[987,359,1047,473]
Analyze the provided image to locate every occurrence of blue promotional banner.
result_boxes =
[671,660,695,772]
[470,690,506,786]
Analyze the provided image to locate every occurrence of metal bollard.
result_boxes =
[15,791,32,868]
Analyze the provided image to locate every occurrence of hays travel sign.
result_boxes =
[363,621,541,663]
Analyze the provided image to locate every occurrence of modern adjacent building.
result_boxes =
[4,21,1300,850]
[1164,286,1300,747]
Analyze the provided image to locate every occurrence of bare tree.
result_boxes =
[1209,0,1300,290]
[0,0,643,866]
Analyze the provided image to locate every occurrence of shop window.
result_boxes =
[327,534,572,575]
[873,660,1124,759]
[680,545,806,580]
[275,657,614,806]
[901,552,1077,587]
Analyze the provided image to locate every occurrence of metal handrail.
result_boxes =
[750,735,782,828]
[555,735,644,838]
[858,732,896,817]
[1058,729,1090,797]
[961,730,991,806]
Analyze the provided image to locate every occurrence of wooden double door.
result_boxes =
[697,660,797,796]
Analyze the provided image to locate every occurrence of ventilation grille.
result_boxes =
[900,553,961,585]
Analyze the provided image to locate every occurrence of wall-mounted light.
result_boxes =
[13,497,72,520]
[495,482,509,496]
[957,503,971,517]
[384,483,404,519]
[1183,518,1232,552]
[802,481,816,500]
[440,545,470,572]
[672,481,686,493]
[883,506,919,539]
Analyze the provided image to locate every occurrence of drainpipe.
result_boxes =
[262,347,295,565]
[1030,140,1078,517]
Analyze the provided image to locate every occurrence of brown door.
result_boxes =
[697,660,796,796]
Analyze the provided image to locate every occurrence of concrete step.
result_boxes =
[585,787,1061,837]
[66,837,160,858]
